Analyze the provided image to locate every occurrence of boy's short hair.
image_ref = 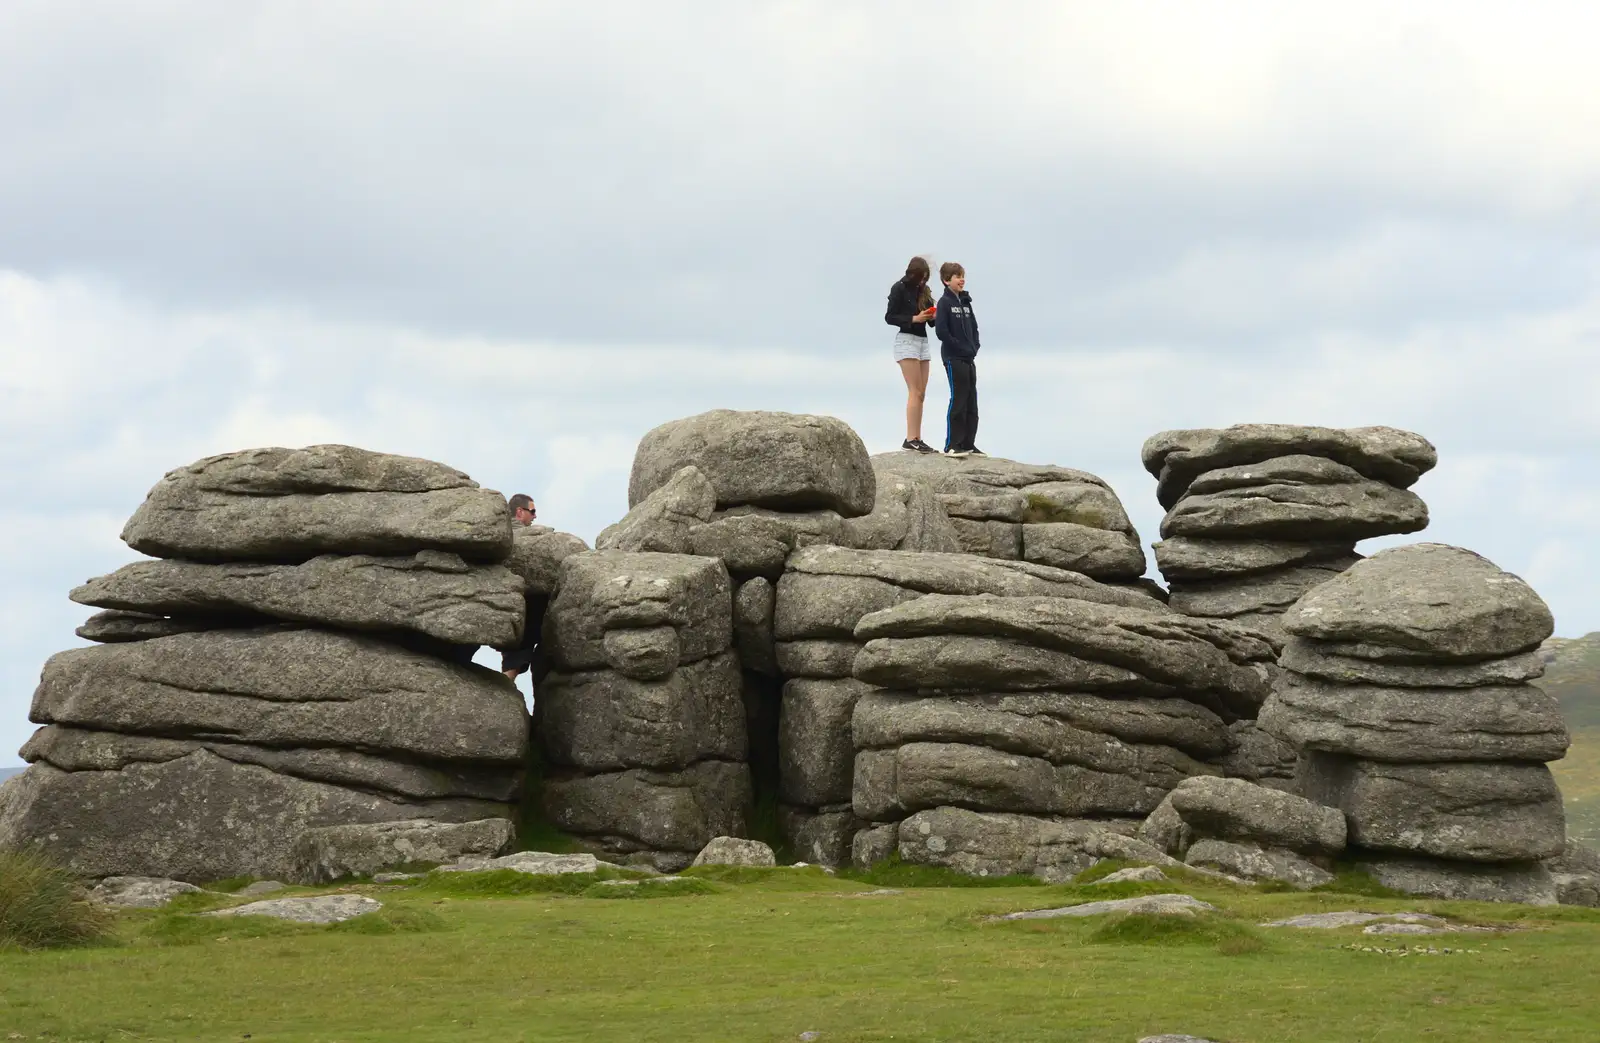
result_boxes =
[939,261,965,283]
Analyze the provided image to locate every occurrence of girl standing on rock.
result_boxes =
[885,256,940,453]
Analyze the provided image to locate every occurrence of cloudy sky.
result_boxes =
[3,2,1598,765]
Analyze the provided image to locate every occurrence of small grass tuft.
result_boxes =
[839,854,1046,890]
[0,850,114,952]
[326,905,449,934]
[1086,911,1267,955]
[581,878,719,900]
[1311,867,1407,899]
[133,910,300,947]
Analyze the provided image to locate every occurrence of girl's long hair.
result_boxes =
[904,256,934,311]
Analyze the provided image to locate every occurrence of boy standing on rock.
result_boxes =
[934,261,983,457]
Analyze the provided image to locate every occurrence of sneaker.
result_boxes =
[901,439,920,452]
[908,439,938,454]
[945,448,971,458]
[967,446,987,457]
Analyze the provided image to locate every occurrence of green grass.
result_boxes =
[0,851,113,952]
[837,853,1046,889]
[581,878,720,899]
[5,868,1600,1041]
[1083,911,1268,955]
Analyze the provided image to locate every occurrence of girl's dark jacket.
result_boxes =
[885,277,934,338]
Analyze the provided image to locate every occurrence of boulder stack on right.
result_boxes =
[1260,543,1570,903]
[1142,425,1436,644]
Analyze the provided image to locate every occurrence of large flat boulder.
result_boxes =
[1282,544,1555,661]
[0,753,509,882]
[1154,537,1357,582]
[121,445,511,562]
[853,594,1272,716]
[1297,753,1566,863]
[1141,425,1437,510]
[29,628,528,765]
[1259,674,1569,763]
[854,635,1172,696]
[784,546,1159,609]
[852,693,1216,781]
[19,725,521,802]
[536,653,746,772]
[1160,473,1428,542]
[72,553,525,647]
[851,691,1229,760]
[288,818,514,884]
[853,742,1205,821]
[1165,776,1346,854]
[630,411,875,517]
[891,806,1181,883]
[1279,638,1546,687]
[542,552,731,677]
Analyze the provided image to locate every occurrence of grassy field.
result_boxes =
[4,864,1600,1043]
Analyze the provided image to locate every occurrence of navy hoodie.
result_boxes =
[934,287,979,360]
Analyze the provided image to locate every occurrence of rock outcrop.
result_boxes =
[775,547,1205,867]
[1139,776,1346,888]
[534,550,749,871]
[844,583,1278,877]
[0,446,538,882]
[871,454,1151,588]
[1143,425,1436,645]
[1260,544,1568,903]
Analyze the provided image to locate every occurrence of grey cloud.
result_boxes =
[2,4,1598,350]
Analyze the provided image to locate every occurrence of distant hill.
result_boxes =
[0,766,21,783]
[1542,633,1600,844]
[1542,632,1600,726]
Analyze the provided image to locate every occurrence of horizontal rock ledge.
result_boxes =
[72,552,526,647]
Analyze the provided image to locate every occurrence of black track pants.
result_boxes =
[943,357,979,452]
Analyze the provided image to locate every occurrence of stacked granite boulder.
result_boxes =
[534,550,747,871]
[775,547,1198,865]
[583,410,1176,868]
[846,587,1279,877]
[872,453,1151,592]
[1143,425,1436,644]
[0,446,534,882]
[1260,543,1570,903]
[588,411,900,866]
